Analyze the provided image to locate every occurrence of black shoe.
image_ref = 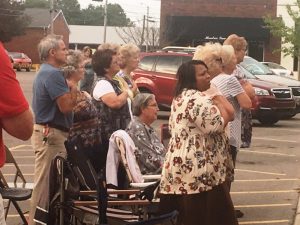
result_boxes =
[235,209,244,218]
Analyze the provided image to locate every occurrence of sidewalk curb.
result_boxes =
[294,194,300,225]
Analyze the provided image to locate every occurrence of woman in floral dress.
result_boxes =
[159,60,237,225]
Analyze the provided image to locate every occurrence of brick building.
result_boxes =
[160,0,280,62]
[4,8,69,64]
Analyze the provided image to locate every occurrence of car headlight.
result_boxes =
[255,87,270,96]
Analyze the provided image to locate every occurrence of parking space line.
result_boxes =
[231,190,297,194]
[252,137,297,143]
[4,164,33,167]
[3,173,34,176]
[275,128,300,133]
[7,214,29,218]
[14,156,35,159]
[235,203,292,208]
[236,169,286,176]
[239,220,289,224]
[10,145,32,150]
[235,178,300,182]
[239,150,296,157]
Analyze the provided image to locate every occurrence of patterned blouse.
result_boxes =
[126,117,166,175]
[160,89,234,195]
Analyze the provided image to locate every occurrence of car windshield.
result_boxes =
[241,57,274,75]
[266,62,286,70]
[9,52,23,59]
[238,65,257,79]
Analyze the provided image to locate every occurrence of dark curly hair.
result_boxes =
[92,48,117,77]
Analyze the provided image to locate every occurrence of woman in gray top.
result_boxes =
[126,93,166,174]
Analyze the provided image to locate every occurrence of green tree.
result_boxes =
[24,0,131,26]
[56,0,82,25]
[80,3,131,26]
[24,0,49,8]
[264,1,300,79]
[0,0,30,42]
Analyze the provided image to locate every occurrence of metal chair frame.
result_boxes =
[0,146,32,225]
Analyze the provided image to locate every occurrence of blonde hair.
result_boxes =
[223,34,247,51]
[119,43,140,69]
[193,42,222,77]
[97,43,120,53]
[221,45,235,67]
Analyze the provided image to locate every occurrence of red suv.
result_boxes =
[132,52,296,125]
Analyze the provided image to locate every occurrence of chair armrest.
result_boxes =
[142,175,161,180]
[130,181,158,188]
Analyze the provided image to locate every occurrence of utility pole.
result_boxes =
[50,0,54,34]
[140,15,146,50]
[103,0,108,43]
[146,6,149,52]
[92,0,106,43]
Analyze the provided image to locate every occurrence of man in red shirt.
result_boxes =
[0,40,33,224]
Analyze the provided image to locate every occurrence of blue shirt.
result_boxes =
[32,63,73,128]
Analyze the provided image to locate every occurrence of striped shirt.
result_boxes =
[211,73,245,150]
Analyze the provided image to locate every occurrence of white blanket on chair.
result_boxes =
[106,130,144,186]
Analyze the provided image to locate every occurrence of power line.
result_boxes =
[0,8,24,13]
[0,13,23,17]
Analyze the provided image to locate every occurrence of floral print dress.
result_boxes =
[160,89,234,195]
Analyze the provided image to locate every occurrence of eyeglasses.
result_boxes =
[147,103,158,108]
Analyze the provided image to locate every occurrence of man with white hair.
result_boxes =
[29,35,78,225]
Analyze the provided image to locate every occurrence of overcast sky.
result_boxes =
[77,0,161,25]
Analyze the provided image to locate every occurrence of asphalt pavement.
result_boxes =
[2,71,300,225]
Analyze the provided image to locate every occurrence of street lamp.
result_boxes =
[92,0,107,43]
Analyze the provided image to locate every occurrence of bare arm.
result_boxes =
[241,80,255,100]
[236,92,252,109]
[56,79,78,114]
[212,95,235,126]
[1,109,33,141]
[101,91,129,109]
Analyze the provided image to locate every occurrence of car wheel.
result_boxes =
[16,68,21,71]
[26,67,30,72]
[257,117,279,125]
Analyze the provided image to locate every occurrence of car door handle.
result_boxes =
[151,75,157,80]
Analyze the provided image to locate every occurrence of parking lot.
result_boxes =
[3,71,300,225]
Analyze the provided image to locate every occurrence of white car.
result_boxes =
[262,62,294,77]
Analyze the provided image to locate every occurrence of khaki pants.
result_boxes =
[28,124,67,225]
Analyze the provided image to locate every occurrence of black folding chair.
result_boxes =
[59,140,177,225]
[0,146,32,225]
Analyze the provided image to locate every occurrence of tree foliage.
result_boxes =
[264,1,300,57]
[24,0,132,26]
[0,0,30,42]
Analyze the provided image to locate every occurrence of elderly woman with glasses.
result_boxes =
[126,93,166,175]
[63,50,102,172]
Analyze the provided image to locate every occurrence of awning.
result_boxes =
[165,16,270,42]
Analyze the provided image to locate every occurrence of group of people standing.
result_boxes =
[0,31,254,225]
[28,35,166,224]
[159,34,255,225]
